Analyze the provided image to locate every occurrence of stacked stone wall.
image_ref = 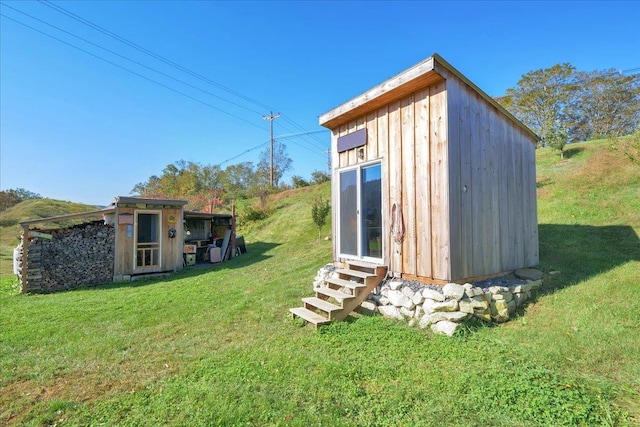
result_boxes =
[314,264,543,336]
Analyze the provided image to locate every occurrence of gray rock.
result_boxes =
[389,290,415,309]
[487,286,510,294]
[458,299,475,314]
[360,300,378,313]
[402,286,416,298]
[514,268,543,281]
[431,320,461,336]
[419,314,434,329]
[378,305,403,320]
[412,293,425,305]
[431,300,459,312]
[400,307,415,318]
[388,280,403,290]
[422,288,445,302]
[414,305,424,319]
[378,296,390,306]
[422,298,435,312]
[443,283,466,301]
[491,300,510,322]
[425,311,469,323]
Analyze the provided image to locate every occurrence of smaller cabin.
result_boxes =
[17,196,235,292]
[318,53,539,283]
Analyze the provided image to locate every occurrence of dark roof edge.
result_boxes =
[114,196,188,206]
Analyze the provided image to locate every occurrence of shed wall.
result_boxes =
[442,69,539,279]
[114,207,184,277]
[331,77,451,280]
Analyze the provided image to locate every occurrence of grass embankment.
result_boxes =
[1,140,639,426]
[0,199,98,275]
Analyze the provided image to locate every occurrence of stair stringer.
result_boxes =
[330,263,387,322]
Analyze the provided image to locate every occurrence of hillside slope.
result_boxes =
[0,199,98,274]
[0,141,638,425]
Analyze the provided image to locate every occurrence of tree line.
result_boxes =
[0,188,42,211]
[130,142,330,212]
[497,64,640,157]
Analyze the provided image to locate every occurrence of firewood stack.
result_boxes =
[19,222,115,292]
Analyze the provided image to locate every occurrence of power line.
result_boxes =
[6,3,329,168]
[38,0,274,112]
[38,0,329,148]
[0,13,268,131]
[3,3,266,116]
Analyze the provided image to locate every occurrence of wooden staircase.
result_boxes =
[290,260,387,328]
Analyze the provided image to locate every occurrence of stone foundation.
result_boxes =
[313,264,543,336]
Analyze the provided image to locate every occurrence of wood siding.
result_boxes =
[441,69,539,279]
[327,57,538,282]
[113,207,184,277]
[330,76,451,279]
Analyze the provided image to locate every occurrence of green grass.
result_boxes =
[1,141,639,426]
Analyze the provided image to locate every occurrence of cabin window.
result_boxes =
[338,162,382,261]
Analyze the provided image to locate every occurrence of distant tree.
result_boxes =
[310,170,331,184]
[612,132,640,168]
[501,63,575,146]
[256,141,292,188]
[565,70,640,141]
[545,127,569,159]
[311,198,331,239]
[0,188,42,211]
[291,175,310,188]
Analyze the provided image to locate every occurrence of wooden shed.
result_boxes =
[17,196,235,292]
[318,53,539,283]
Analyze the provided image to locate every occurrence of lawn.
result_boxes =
[1,140,639,426]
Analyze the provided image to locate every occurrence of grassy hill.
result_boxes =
[1,140,639,426]
[0,199,99,275]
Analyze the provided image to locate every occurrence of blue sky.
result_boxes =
[1,1,639,206]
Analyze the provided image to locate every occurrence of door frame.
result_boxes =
[133,210,162,273]
[336,160,384,264]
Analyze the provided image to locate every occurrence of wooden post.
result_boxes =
[20,225,30,293]
[230,203,236,258]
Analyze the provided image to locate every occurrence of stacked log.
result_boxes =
[19,222,115,293]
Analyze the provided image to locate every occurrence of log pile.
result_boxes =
[19,222,115,292]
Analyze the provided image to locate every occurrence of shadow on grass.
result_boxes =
[538,224,640,294]
[89,241,280,291]
[562,144,586,159]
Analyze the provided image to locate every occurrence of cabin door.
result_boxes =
[338,163,382,261]
[134,211,162,273]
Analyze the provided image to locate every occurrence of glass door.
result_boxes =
[135,211,161,272]
[338,163,382,261]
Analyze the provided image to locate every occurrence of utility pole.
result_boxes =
[322,149,331,174]
[262,111,281,187]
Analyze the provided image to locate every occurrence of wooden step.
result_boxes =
[345,260,381,271]
[335,268,375,280]
[315,287,353,303]
[302,297,342,314]
[325,277,366,290]
[290,307,331,326]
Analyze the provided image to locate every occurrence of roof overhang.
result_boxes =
[184,211,233,219]
[112,196,188,208]
[319,53,538,142]
[20,207,116,227]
